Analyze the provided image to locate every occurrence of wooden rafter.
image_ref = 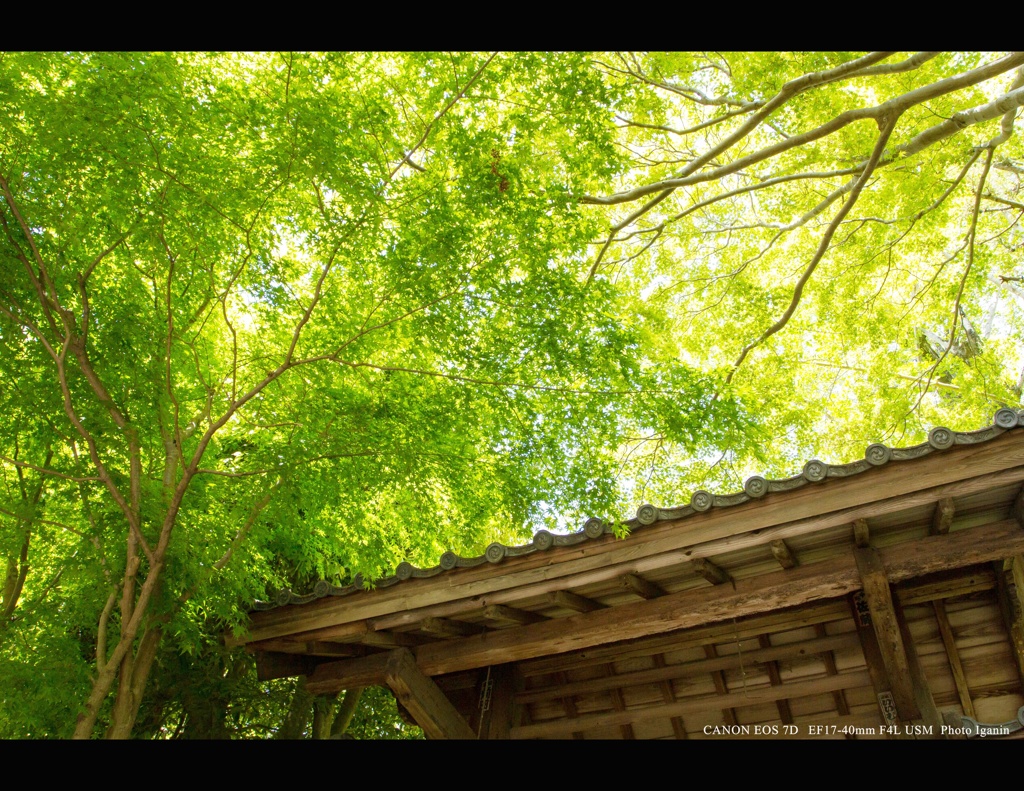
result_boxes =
[932,599,976,719]
[853,518,871,548]
[510,671,872,739]
[693,558,731,585]
[515,632,859,704]
[420,617,487,638]
[548,590,606,613]
[621,572,666,599]
[931,498,955,536]
[305,520,1024,692]
[769,539,797,569]
[239,439,1024,644]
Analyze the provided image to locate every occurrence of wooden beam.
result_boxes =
[483,604,545,626]
[693,558,731,585]
[510,670,873,739]
[307,521,1024,690]
[621,572,666,599]
[548,589,606,613]
[307,651,392,692]
[419,617,487,638]
[515,632,860,704]
[241,438,1024,642]
[931,498,955,535]
[854,546,920,722]
[895,565,997,606]
[853,518,870,548]
[758,634,793,724]
[849,591,901,729]
[361,631,424,649]
[255,651,317,681]
[384,649,476,739]
[932,599,976,719]
[770,539,797,569]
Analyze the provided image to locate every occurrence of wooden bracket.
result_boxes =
[384,648,477,739]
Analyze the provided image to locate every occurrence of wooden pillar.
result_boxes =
[853,547,944,737]
[384,648,476,739]
[854,547,921,723]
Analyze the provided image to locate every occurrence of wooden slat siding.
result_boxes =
[306,521,1024,691]
[510,670,874,739]
[621,573,666,600]
[420,617,487,638]
[892,595,944,734]
[239,438,1024,642]
[554,671,584,739]
[601,665,635,739]
[515,633,860,704]
[693,558,731,585]
[815,624,851,716]
[384,649,477,740]
[758,634,794,724]
[651,654,687,738]
[549,590,606,613]
[770,539,798,569]
[932,599,977,718]
[483,605,546,626]
[993,559,1024,690]
[931,498,956,535]
[704,644,739,727]
[523,600,852,677]
[854,519,871,548]
[854,546,921,721]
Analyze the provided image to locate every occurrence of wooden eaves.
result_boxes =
[232,410,1024,739]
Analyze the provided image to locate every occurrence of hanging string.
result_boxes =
[476,665,494,738]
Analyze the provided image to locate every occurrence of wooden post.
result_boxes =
[854,547,921,723]
[383,649,477,739]
[848,591,902,732]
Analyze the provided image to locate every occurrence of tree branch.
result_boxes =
[727,114,900,382]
